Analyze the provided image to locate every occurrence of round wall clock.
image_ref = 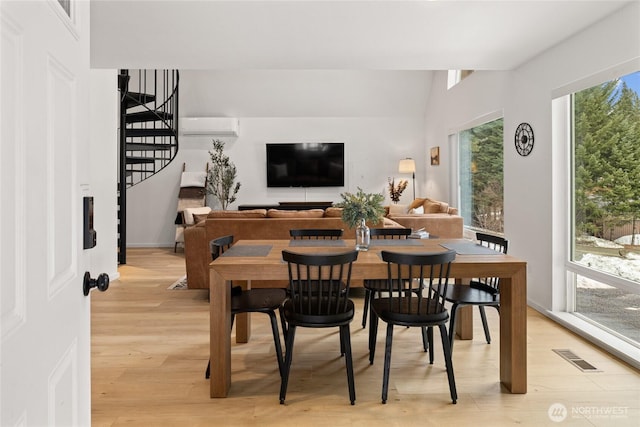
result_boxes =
[514,122,534,156]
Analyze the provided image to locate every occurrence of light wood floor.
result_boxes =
[92,248,640,426]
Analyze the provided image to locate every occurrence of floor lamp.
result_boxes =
[398,158,416,200]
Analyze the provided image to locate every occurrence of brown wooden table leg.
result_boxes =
[210,269,231,397]
[499,267,527,393]
[235,280,251,343]
[455,306,474,339]
[454,278,473,340]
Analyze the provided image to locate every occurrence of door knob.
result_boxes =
[83,271,109,296]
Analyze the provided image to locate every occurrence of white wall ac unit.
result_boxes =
[180,117,239,136]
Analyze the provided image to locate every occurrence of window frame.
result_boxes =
[551,63,640,360]
[451,113,505,235]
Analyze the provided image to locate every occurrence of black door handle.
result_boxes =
[83,272,109,296]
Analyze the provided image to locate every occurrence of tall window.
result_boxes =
[447,70,475,89]
[57,0,71,17]
[458,118,504,233]
[571,70,640,345]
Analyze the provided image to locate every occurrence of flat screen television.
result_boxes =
[266,142,345,187]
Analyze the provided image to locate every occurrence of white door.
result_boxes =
[1,0,93,425]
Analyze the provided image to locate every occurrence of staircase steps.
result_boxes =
[125,128,176,138]
[125,168,153,174]
[125,156,157,165]
[125,142,176,151]
[125,110,173,123]
[124,91,156,108]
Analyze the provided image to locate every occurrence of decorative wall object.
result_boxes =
[430,146,440,165]
[514,122,534,156]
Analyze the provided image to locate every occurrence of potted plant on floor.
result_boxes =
[336,187,385,251]
[207,139,241,210]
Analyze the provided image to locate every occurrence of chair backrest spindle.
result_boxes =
[370,228,411,240]
[283,250,357,317]
[289,229,344,240]
[382,250,456,316]
[474,232,508,294]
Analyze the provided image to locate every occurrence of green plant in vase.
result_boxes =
[336,187,385,250]
[206,139,241,210]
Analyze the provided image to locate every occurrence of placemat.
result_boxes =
[289,240,347,247]
[370,239,423,247]
[375,250,445,260]
[439,242,502,255]
[222,245,273,257]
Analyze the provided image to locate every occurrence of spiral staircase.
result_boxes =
[118,69,180,264]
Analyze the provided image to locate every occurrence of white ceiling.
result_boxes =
[90,0,632,70]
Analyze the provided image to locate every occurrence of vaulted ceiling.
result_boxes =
[90,0,631,70]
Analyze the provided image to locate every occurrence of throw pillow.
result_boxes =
[182,206,212,225]
[209,209,267,218]
[267,209,325,218]
[177,197,207,212]
[408,198,426,211]
[323,207,343,217]
[425,200,449,213]
[388,204,409,215]
[192,213,209,224]
[383,217,404,228]
[180,171,207,188]
[410,205,424,214]
[422,199,444,213]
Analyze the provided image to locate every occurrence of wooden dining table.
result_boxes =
[208,238,527,398]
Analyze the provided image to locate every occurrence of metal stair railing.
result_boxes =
[118,69,179,264]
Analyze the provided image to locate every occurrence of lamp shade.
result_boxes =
[398,158,416,174]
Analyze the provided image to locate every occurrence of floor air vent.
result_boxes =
[552,349,600,372]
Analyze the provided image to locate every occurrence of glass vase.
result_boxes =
[355,218,370,251]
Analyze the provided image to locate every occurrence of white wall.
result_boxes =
[127,70,433,246]
[422,71,510,203]
[89,70,119,279]
[423,2,640,311]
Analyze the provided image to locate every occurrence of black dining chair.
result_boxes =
[370,249,458,404]
[444,232,508,351]
[279,249,359,405]
[361,227,412,328]
[289,228,344,240]
[360,228,431,356]
[205,235,287,380]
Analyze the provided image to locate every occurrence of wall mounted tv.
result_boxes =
[266,142,345,187]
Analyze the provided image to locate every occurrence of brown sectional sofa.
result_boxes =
[184,209,356,289]
[386,197,462,238]
[183,203,463,289]
[387,214,463,239]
